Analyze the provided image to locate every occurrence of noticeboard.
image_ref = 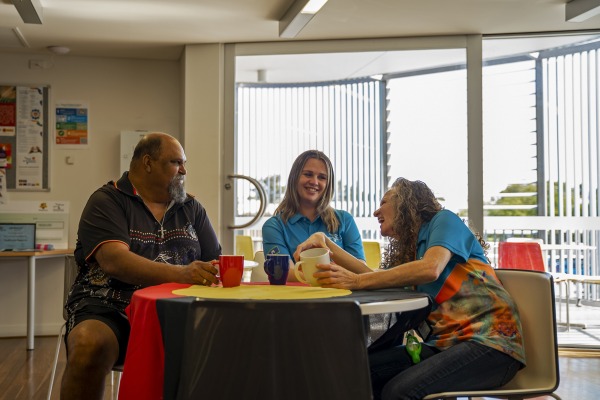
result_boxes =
[0,85,50,191]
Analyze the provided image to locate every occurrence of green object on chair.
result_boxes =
[405,331,421,364]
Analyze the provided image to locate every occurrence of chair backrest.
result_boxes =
[175,300,371,400]
[423,269,560,400]
[235,235,255,260]
[63,254,78,321]
[497,241,546,272]
[363,240,381,270]
[494,269,560,393]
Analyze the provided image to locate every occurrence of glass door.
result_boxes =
[225,38,470,250]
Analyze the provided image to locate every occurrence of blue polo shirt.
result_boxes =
[262,210,365,262]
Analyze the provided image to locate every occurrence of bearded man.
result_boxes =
[61,132,221,399]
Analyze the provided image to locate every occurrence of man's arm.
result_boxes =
[95,241,218,286]
[192,201,222,261]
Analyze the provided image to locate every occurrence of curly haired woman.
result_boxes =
[293,177,525,400]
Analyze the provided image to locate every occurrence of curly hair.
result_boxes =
[274,150,339,233]
[380,178,442,269]
[381,177,490,268]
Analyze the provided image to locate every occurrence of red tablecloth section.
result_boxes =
[118,283,187,400]
[118,282,305,399]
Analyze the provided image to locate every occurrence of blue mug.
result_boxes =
[264,254,290,285]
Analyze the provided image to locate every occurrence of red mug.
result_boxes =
[215,255,244,288]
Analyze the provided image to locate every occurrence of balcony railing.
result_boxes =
[236,215,600,303]
[484,216,600,304]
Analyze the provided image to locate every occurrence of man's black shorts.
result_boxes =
[66,303,130,365]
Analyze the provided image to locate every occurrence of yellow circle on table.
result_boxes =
[173,285,352,300]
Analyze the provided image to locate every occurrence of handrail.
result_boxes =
[226,174,267,229]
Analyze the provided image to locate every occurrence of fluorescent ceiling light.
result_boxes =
[11,0,43,24]
[566,0,600,22]
[279,0,329,39]
[302,0,328,14]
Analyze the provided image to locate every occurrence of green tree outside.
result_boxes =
[485,182,537,216]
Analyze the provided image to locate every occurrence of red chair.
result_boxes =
[497,241,546,272]
[498,241,577,329]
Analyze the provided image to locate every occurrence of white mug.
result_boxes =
[294,248,330,286]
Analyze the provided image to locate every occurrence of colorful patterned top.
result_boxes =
[65,172,222,317]
[415,210,526,365]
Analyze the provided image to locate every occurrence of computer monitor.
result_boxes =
[0,223,36,251]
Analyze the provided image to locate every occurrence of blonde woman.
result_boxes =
[262,150,365,279]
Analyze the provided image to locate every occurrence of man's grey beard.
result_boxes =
[169,176,186,204]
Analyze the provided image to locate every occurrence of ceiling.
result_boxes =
[2,1,600,83]
[1,0,600,61]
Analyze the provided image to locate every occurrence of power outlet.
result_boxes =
[29,60,50,70]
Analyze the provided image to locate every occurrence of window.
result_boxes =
[233,46,468,241]
[235,78,385,239]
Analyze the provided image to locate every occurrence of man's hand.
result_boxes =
[183,260,219,286]
[95,241,221,286]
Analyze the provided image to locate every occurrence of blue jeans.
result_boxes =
[369,341,521,400]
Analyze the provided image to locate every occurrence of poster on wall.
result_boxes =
[55,102,89,147]
[15,87,45,189]
[0,86,17,136]
[0,84,49,191]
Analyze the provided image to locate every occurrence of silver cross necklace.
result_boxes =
[139,195,169,238]
[135,185,170,239]
[157,202,170,239]
[158,209,167,238]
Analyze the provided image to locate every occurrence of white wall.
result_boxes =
[0,52,180,337]
[181,44,224,239]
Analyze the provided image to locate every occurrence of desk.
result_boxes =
[118,283,430,400]
[0,249,73,350]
